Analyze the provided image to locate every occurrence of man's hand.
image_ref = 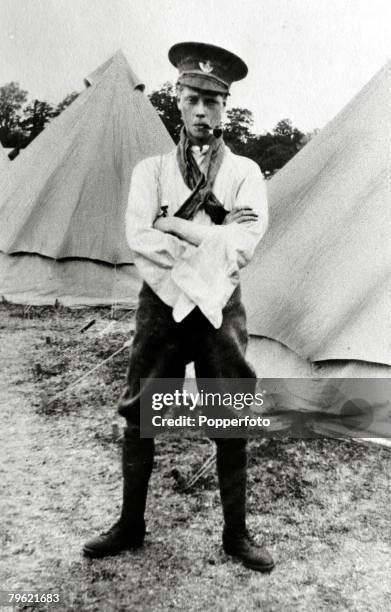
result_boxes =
[222,207,258,225]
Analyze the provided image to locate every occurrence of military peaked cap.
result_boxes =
[168,41,248,94]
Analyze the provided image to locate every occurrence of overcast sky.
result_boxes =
[1,0,391,133]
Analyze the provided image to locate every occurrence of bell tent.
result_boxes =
[241,62,391,441]
[0,50,173,306]
[242,60,391,379]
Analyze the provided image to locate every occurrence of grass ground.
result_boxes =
[0,303,390,611]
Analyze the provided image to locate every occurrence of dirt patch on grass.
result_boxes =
[0,303,390,611]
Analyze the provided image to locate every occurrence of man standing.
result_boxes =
[83,42,274,572]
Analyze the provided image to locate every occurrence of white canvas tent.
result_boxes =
[241,62,391,439]
[0,50,173,306]
[242,60,391,377]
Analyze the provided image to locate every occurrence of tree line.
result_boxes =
[0,82,78,159]
[0,81,317,174]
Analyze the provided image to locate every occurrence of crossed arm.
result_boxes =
[153,208,259,247]
[126,157,268,274]
[126,158,268,325]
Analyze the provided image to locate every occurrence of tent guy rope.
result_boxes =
[41,339,133,408]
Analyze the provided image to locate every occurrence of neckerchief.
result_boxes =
[174,127,228,225]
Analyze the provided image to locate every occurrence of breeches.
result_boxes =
[118,282,256,441]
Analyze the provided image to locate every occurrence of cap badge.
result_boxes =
[199,61,213,73]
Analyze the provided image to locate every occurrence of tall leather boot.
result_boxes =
[83,432,154,558]
[216,439,275,572]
